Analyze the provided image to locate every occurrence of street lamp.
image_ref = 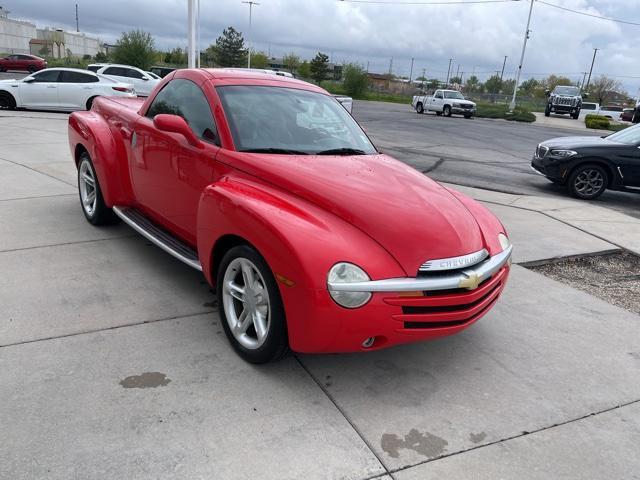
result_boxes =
[242,1,260,69]
[510,0,534,111]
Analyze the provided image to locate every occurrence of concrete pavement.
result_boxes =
[1,110,640,479]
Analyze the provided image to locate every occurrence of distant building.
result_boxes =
[367,72,415,94]
[0,6,101,58]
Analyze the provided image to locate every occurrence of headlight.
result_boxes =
[327,262,372,308]
[453,102,461,107]
[549,149,577,158]
[498,233,510,251]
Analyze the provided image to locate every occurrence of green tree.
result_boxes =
[484,74,502,94]
[464,75,480,93]
[449,76,462,85]
[342,63,369,98]
[94,51,109,63]
[112,30,155,70]
[164,47,187,65]
[518,78,539,96]
[309,52,330,84]
[297,60,311,79]
[207,26,247,67]
[543,75,575,92]
[250,51,269,69]
[427,78,439,90]
[282,52,300,73]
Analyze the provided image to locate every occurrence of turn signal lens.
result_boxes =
[327,262,372,308]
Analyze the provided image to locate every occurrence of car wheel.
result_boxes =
[86,96,98,110]
[567,164,608,200]
[572,112,579,119]
[416,102,424,114]
[443,105,452,117]
[217,245,289,364]
[0,91,16,110]
[0,66,5,72]
[464,113,472,119]
[28,65,36,73]
[77,152,118,225]
[435,111,442,116]
[544,105,551,117]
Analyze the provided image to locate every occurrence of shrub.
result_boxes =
[585,115,610,130]
[476,103,535,122]
[342,64,369,98]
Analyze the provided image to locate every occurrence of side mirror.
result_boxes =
[153,114,202,148]
[141,77,149,81]
[23,77,35,83]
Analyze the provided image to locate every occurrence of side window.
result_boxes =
[146,79,218,144]
[124,68,144,79]
[60,71,99,83]
[435,92,443,99]
[31,70,60,82]
[103,67,123,76]
[18,55,32,60]
[87,65,101,72]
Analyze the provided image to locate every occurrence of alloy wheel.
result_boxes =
[222,257,271,350]
[574,168,605,197]
[78,160,97,216]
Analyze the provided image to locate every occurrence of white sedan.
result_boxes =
[0,68,135,111]
[95,64,160,97]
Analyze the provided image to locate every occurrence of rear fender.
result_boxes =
[68,106,134,206]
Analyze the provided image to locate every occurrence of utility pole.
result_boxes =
[445,58,452,85]
[187,0,196,68]
[75,4,79,32]
[366,60,369,73]
[197,0,201,67]
[455,64,460,80]
[242,1,260,69]
[388,57,393,76]
[500,55,507,82]
[510,0,534,111]
[580,71,588,89]
[409,57,414,83]
[585,48,599,90]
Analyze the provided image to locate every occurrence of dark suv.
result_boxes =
[0,54,47,73]
[545,85,584,119]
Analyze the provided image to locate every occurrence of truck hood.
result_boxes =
[226,152,486,275]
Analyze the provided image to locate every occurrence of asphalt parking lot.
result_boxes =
[2,109,640,479]
[353,100,640,220]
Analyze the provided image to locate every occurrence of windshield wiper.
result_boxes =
[240,148,309,155]
[316,148,367,155]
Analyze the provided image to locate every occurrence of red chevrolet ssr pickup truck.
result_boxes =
[68,68,512,363]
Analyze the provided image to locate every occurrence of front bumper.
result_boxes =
[549,104,578,114]
[286,247,512,353]
[531,155,569,182]
[452,106,476,115]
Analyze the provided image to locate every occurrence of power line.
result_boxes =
[338,0,519,5]
[536,0,640,27]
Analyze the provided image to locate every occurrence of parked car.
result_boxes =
[621,108,635,122]
[544,85,585,119]
[95,64,160,97]
[68,68,512,363]
[333,94,353,113]
[146,71,161,80]
[598,105,624,120]
[578,101,600,118]
[531,125,640,199]
[0,54,47,73]
[150,66,177,78]
[0,68,135,111]
[86,63,109,73]
[412,89,476,118]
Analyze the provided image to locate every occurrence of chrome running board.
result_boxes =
[113,206,202,271]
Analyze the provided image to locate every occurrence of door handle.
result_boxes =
[46,86,56,89]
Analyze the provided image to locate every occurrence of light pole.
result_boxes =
[445,58,452,85]
[188,0,196,68]
[585,48,599,90]
[409,57,414,83]
[510,0,534,111]
[242,1,260,69]
[499,55,507,83]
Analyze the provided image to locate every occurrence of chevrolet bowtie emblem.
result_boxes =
[459,273,481,290]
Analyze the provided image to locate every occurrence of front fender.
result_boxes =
[196,174,405,351]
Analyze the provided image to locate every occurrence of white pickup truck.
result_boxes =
[412,89,476,118]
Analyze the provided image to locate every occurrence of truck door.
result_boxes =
[431,90,444,112]
[130,78,219,245]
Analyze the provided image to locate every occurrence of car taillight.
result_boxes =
[112,86,133,93]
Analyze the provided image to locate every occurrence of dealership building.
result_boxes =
[0,6,101,58]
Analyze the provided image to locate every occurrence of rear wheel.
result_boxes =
[443,105,452,117]
[416,102,424,114]
[0,91,16,109]
[217,245,289,364]
[28,65,36,73]
[77,152,118,225]
[567,164,608,200]
[86,96,98,110]
[464,113,472,119]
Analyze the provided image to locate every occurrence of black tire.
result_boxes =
[572,111,580,119]
[567,164,608,200]
[435,111,442,116]
[28,65,36,73]
[416,102,424,114]
[443,105,452,117]
[217,245,290,364]
[77,152,118,225]
[464,113,472,119]
[0,91,16,110]
[86,96,98,111]
[544,104,551,117]
[0,66,5,72]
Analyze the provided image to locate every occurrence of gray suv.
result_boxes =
[545,85,585,119]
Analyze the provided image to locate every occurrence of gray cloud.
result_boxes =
[7,0,640,93]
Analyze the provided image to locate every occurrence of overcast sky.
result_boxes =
[6,0,640,94]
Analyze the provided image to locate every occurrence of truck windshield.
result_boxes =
[554,86,580,96]
[216,85,377,155]
[444,91,465,100]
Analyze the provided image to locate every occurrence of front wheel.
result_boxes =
[567,164,608,200]
[464,113,472,119]
[443,105,452,117]
[544,104,551,117]
[416,102,424,114]
[28,65,36,73]
[77,152,118,225]
[217,245,289,364]
[0,91,16,109]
